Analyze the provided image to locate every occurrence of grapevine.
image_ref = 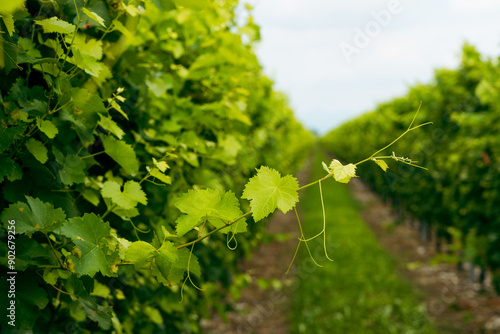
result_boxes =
[0,0,429,331]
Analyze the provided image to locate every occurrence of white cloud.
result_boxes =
[251,0,500,133]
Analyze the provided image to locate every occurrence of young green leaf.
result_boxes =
[26,138,48,164]
[168,248,201,282]
[52,149,86,185]
[78,298,112,330]
[69,33,103,59]
[0,196,66,235]
[322,161,330,174]
[98,114,124,139]
[82,8,106,28]
[125,240,183,283]
[124,241,155,270]
[108,98,129,120]
[242,166,299,222]
[373,159,389,172]
[59,155,86,185]
[1,14,15,36]
[71,48,104,77]
[154,242,179,280]
[34,17,76,34]
[329,159,357,184]
[153,157,169,172]
[175,188,246,237]
[59,213,117,277]
[101,180,147,210]
[149,168,172,184]
[101,135,139,176]
[36,117,59,139]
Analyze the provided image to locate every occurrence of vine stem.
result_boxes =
[80,151,105,159]
[298,173,333,191]
[354,103,431,166]
[36,272,74,295]
[354,122,432,166]
[45,234,65,269]
[102,204,117,219]
[48,283,74,295]
[176,212,252,249]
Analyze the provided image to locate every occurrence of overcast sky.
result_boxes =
[250,0,500,134]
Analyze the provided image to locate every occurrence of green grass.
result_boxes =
[289,148,436,334]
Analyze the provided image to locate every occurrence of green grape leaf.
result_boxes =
[109,205,139,219]
[112,19,133,39]
[52,149,86,185]
[0,124,27,153]
[144,306,163,325]
[82,188,100,206]
[59,213,116,277]
[242,166,299,222]
[101,180,147,210]
[0,156,22,182]
[25,138,48,164]
[72,87,107,114]
[78,298,112,330]
[82,8,106,28]
[36,117,58,139]
[373,159,389,172]
[168,248,201,283]
[18,37,42,62]
[42,269,70,285]
[71,48,104,77]
[64,274,112,329]
[1,13,15,36]
[153,157,168,172]
[161,226,177,239]
[125,241,181,283]
[59,155,86,185]
[0,196,66,235]
[329,159,357,184]
[101,135,139,176]
[69,33,102,59]
[146,74,173,97]
[63,88,104,142]
[149,167,172,184]
[322,161,330,174]
[124,241,155,270]
[35,17,76,34]
[98,114,124,139]
[91,281,111,299]
[154,241,179,280]
[0,156,14,182]
[108,98,129,120]
[205,191,247,234]
[175,188,246,237]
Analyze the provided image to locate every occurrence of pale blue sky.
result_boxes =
[250,0,500,133]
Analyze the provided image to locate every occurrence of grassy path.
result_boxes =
[289,148,436,334]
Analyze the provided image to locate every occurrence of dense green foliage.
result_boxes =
[0,0,313,332]
[291,148,435,334]
[322,44,500,293]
